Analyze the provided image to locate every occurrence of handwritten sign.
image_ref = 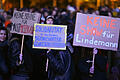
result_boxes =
[33,24,67,50]
[73,13,120,51]
[10,10,40,36]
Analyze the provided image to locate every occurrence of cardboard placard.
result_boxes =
[73,13,120,51]
[33,24,67,50]
[11,10,40,36]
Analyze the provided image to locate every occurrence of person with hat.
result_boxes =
[45,15,54,24]
[45,15,73,80]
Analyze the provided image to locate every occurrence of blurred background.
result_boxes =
[0,0,120,11]
[0,0,120,80]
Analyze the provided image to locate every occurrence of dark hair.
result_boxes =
[0,27,8,40]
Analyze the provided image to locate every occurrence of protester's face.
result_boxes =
[46,18,53,24]
[3,12,7,19]
[0,30,7,42]
[101,7,106,11]
[52,10,57,16]
[44,12,49,17]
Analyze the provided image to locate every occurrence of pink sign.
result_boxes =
[73,13,120,51]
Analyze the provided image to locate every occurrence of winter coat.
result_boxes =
[47,47,72,80]
[78,54,107,80]
[8,36,33,75]
[0,40,9,79]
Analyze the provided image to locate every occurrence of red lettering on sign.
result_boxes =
[94,17,99,26]
[80,25,86,35]
[100,17,102,27]
[110,19,116,29]
[87,16,93,25]
[20,25,33,34]
[103,18,110,28]
[92,28,103,36]
[87,27,93,35]
[80,26,103,36]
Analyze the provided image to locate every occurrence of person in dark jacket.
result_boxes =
[25,35,48,80]
[8,33,33,80]
[0,27,9,80]
[45,15,73,80]
[77,48,107,80]
[47,48,72,80]
[109,64,120,80]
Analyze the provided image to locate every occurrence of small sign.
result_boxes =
[10,10,40,36]
[33,24,67,50]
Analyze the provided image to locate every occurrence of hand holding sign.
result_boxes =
[16,53,24,66]
[89,48,98,74]
[93,48,98,55]
[19,53,23,64]
[90,66,94,74]
[89,48,98,77]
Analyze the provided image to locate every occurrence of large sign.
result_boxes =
[33,24,67,50]
[73,13,120,51]
[10,10,40,36]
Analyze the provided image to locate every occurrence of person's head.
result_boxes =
[0,27,8,42]
[43,11,49,18]
[3,11,8,19]
[52,10,57,16]
[45,15,54,24]
[0,15,4,24]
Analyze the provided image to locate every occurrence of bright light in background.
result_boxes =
[2,0,6,4]
[110,0,118,1]
[118,7,120,9]
[84,0,89,2]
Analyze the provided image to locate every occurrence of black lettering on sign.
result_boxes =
[13,12,24,19]
[22,19,27,24]
[31,13,36,21]
[24,13,36,21]
[13,11,36,21]
[12,23,21,32]
[25,13,29,20]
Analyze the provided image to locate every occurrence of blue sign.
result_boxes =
[33,24,67,50]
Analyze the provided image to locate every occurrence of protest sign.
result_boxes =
[73,13,120,51]
[10,10,40,36]
[33,24,67,50]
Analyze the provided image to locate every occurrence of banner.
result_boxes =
[73,13,120,51]
[33,24,67,50]
[10,10,40,36]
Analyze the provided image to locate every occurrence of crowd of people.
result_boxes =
[0,4,120,80]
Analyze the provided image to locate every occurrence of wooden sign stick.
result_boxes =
[19,35,24,64]
[90,48,98,74]
[46,49,51,72]
[46,58,49,72]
